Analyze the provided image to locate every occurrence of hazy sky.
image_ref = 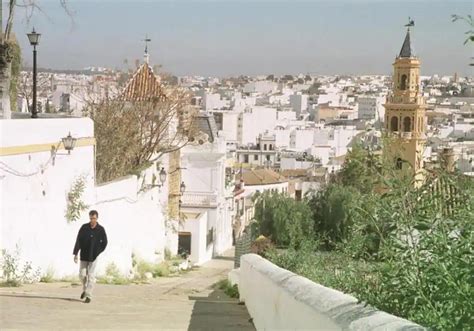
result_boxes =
[4,0,473,76]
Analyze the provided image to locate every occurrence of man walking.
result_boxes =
[73,210,108,303]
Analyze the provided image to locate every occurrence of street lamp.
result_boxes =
[27,28,41,118]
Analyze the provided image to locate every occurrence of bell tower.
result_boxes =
[384,24,426,182]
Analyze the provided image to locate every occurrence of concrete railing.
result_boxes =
[238,254,425,331]
[181,191,218,208]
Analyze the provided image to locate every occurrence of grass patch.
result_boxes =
[216,279,239,299]
[97,263,132,285]
[0,280,21,287]
[39,267,56,283]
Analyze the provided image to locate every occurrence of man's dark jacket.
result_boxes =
[73,223,108,262]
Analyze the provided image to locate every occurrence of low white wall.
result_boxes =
[239,254,425,331]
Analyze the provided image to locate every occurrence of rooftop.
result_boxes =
[120,63,165,102]
[241,168,287,186]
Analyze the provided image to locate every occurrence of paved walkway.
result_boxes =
[0,253,255,330]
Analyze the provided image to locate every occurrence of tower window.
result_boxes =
[403,117,411,132]
[390,116,399,132]
[396,158,403,170]
[400,74,408,90]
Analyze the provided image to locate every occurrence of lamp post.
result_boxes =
[27,28,41,118]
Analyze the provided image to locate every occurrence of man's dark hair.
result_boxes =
[89,210,99,218]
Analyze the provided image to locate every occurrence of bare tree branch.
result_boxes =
[85,86,198,184]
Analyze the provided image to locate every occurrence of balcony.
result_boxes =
[401,132,412,139]
[181,191,218,208]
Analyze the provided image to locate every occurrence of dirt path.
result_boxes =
[0,254,255,330]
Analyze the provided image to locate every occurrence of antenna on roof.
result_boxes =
[143,34,151,64]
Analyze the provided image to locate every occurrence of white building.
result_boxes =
[357,96,385,122]
[243,81,278,94]
[232,168,289,238]
[238,106,277,145]
[236,133,278,167]
[179,114,233,265]
[289,93,308,116]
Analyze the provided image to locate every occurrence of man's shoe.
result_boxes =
[84,297,91,303]
[80,292,86,299]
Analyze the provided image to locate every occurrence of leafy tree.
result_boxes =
[337,143,380,194]
[253,191,313,248]
[307,184,360,249]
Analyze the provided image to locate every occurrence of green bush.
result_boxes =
[0,246,40,287]
[217,279,239,298]
[97,263,131,285]
[40,267,56,283]
[268,170,474,330]
[253,191,314,248]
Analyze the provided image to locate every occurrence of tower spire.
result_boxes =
[399,17,415,58]
[143,34,151,64]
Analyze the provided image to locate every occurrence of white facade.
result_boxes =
[243,81,278,94]
[179,136,233,265]
[203,92,229,111]
[290,129,315,151]
[0,118,169,278]
[289,93,308,116]
[280,158,314,170]
[357,96,385,121]
[238,107,277,145]
[275,129,291,149]
[221,111,240,143]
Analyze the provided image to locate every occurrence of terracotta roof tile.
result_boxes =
[120,64,165,102]
[242,168,287,186]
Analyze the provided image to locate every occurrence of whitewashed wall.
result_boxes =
[243,182,288,196]
[0,118,168,279]
[238,254,424,331]
[180,211,213,265]
[92,175,167,275]
[181,139,233,262]
[240,107,277,145]
[1,119,95,278]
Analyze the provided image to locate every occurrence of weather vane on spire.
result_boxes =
[143,34,151,54]
[405,17,415,28]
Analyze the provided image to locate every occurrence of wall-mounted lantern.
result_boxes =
[62,132,77,154]
[51,132,77,166]
[159,167,167,186]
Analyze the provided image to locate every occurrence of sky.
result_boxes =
[3,0,473,77]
